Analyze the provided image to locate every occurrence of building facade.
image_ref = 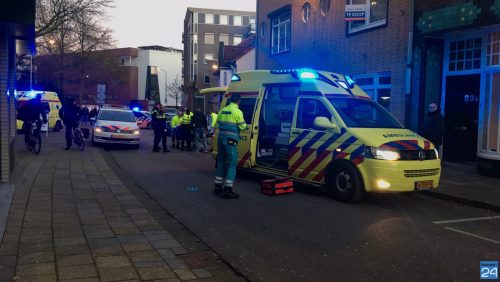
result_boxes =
[0,0,35,182]
[412,0,500,174]
[256,0,411,123]
[183,7,256,108]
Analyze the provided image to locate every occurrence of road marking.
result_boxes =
[432,216,500,225]
[444,227,500,245]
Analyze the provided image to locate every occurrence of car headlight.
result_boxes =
[95,127,102,133]
[133,129,140,135]
[365,146,401,161]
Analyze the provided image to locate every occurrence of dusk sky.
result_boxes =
[107,0,257,49]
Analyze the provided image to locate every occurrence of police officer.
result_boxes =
[180,108,193,151]
[58,97,81,150]
[171,110,182,149]
[151,102,170,152]
[213,93,247,199]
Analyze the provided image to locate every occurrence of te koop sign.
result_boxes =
[345,4,366,21]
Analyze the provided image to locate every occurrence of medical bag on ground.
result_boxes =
[261,177,294,196]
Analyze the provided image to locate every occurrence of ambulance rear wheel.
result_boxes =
[326,161,364,203]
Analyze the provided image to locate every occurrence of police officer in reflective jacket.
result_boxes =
[213,93,247,199]
[151,102,170,153]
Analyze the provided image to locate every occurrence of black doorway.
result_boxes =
[443,74,480,162]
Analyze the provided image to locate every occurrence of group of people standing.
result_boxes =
[150,102,218,153]
[80,106,98,126]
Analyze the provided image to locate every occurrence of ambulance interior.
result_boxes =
[256,86,298,170]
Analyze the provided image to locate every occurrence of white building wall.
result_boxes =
[235,49,255,72]
[134,49,183,107]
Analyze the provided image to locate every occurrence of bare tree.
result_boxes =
[168,76,184,108]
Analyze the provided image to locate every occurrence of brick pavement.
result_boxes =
[0,135,243,282]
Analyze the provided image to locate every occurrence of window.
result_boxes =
[328,97,402,128]
[233,15,242,26]
[260,21,267,39]
[220,14,228,25]
[205,14,214,24]
[198,13,204,24]
[320,0,331,15]
[219,34,229,45]
[297,99,332,130]
[348,0,388,34]
[487,31,500,67]
[204,74,210,84]
[233,35,242,46]
[449,38,482,71]
[271,10,291,54]
[204,53,214,63]
[204,33,214,44]
[353,72,391,110]
[302,3,312,23]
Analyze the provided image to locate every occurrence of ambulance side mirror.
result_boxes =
[314,116,340,134]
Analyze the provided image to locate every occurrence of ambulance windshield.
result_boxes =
[328,97,402,129]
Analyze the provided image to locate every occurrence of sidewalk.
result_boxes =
[0,133,242,282]
[424,161,500,211]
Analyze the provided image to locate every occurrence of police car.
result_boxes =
[134,110,153,129]
[92,107,140,148]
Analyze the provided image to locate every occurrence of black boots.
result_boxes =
[221,187,239,199]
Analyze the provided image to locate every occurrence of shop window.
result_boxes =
[320,0,331,16]
[204,33,214,44]
[353,72,391,110]
[449,38,482,71]
[271,9,291,54]
[348,0,388,34]
[487,31,500,67]
[302,3,312,23]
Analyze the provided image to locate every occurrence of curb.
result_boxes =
[421,190,500,213]
[0,183,14,244]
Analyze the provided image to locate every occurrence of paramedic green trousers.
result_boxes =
[215,135,238,188]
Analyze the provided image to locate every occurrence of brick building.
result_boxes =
[411,0,500,174]
[0,0,35,182]
[183,7,256,108]
[36,48,139,107]
[256,0,411,122]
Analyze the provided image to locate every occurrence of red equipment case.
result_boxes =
[261,178,294,196]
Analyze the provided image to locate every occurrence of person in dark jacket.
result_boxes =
[423,102,444,148]
[151,102,170,152]
[89,107,98,125]
[191,107,208,152]
[17,94,47,147]
[59,97,82,150]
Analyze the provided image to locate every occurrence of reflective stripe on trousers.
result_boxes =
[214,135,238,187]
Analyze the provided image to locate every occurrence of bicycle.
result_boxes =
[72,125,85,151]
[26,120,42,154]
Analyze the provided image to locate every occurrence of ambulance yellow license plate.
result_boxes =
[112,134,127,139]
[415,180,433,190]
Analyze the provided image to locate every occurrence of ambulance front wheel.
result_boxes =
[325,161,364,203]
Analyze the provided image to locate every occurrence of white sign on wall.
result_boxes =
[345,5,366,21]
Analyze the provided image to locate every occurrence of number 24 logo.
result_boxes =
[481,266,498,279]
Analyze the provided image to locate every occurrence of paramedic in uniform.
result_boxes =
[213,93,247,199]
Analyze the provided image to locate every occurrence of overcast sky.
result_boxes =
[106,0,257,49]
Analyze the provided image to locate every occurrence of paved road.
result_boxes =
[104,130,500,282]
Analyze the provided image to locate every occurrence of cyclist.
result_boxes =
[58,97,82,150]
[17,94,47,149]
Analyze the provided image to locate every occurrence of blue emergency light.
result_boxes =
[297,69,319,80]
[231,74,241,82]
[132,107,140,112]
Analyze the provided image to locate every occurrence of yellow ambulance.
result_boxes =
[214,69,441,202]
[16,91,63,131]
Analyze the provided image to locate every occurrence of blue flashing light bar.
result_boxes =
[132,107,140,112]
[297,69,318,80]
[231,74,241,82]
[270,69,319,80]
[345,75,356,88]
